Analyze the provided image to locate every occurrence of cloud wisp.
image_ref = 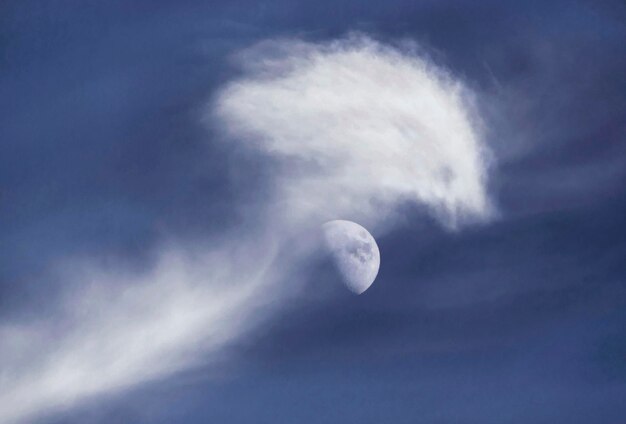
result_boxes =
[0,35,493,423]
[0,238,282,423]
[215,35,494,231]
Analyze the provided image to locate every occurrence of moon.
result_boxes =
[322,220,380,294]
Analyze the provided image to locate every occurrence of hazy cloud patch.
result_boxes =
[215,35,494,231]
[0,35,494,423]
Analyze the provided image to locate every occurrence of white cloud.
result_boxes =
[0,239,282,423]
[0,35,493,423]
[215,35,494,231]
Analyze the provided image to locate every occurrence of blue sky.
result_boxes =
[1,1,625,423]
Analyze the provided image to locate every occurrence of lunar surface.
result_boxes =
[322,220,380,294]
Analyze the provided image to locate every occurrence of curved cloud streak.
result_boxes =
[215,36,493,230]
[0,35,493,423]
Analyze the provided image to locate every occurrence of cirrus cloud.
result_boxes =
[215,35,494,230]
[0,35,494,423]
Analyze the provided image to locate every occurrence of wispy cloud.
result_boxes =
[215,35,494,231]
[0,35,493,423]
[0,240,280,423]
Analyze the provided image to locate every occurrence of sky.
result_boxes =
[1,1,625,423]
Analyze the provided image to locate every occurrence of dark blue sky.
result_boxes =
[1,1,626,423]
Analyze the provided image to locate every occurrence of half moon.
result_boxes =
[322,220,380,294]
